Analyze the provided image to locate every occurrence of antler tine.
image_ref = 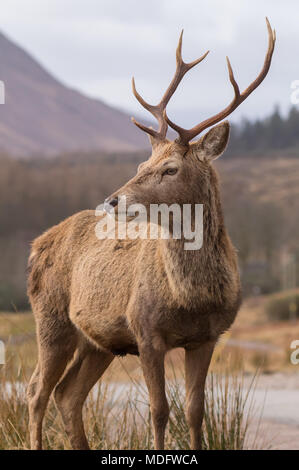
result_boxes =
[131,30,209,141]
[175,30,210,71]
[165,17,276,145]
[131,79,162,138]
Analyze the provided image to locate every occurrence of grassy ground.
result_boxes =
[0,352,259,450]
[0,316,261,450]
[1,289,297,450]
[228,290,299,373]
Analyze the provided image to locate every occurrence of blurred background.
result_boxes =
[1,0,299,450]
[0,0,298,311]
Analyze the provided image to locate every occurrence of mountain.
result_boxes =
[0,32,149,156]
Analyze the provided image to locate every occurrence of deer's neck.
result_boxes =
[158,183,226,307]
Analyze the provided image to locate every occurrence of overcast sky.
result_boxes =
[0,0,297,127]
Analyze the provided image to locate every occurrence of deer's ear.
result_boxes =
[193,121,230,161]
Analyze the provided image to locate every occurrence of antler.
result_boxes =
[131,31,209,140]
[164,18,276,145]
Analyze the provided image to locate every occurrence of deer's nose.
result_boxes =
[104,197,118,213]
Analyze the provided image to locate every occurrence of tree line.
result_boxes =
[228,106,299,156]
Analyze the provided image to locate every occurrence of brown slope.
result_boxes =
[0,32,149,156]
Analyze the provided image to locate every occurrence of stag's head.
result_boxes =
[105,19,275,213]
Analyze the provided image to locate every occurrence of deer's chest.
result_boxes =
[132,293,239,351]
[162,303,236,349]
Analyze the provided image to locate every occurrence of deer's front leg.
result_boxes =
[139,342,169,450]
[185,341,215,450]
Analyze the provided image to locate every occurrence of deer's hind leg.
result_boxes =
[27,313,77,450]
[54,342,114,450]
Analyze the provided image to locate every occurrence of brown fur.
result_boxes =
[27,122,241,450]
[27,20,275,448]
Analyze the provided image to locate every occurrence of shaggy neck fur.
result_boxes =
[158,165,226,307]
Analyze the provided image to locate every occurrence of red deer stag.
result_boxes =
[27,18,275,450]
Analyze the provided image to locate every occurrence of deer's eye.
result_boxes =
[163,167,178,176]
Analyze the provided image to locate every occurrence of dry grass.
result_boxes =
[0,356,260,450]
[0,312,262,450]
[229,290,299,373]
[218,157,299,214]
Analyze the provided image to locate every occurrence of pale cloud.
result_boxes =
[0,0,297,126]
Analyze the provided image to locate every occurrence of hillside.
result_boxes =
[217,156,299,218]
[0,32,149,156]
